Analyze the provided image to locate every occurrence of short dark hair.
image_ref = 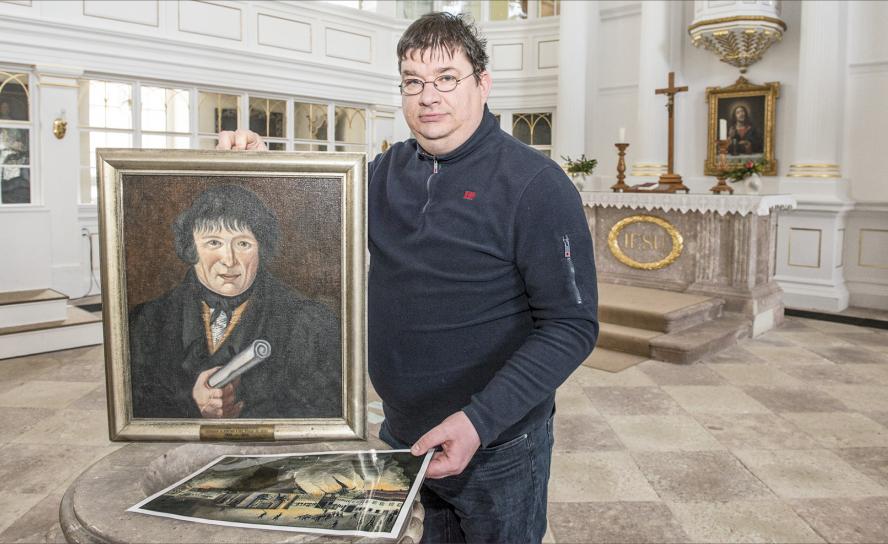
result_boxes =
[397,12,488,83]
[173,185,279,266]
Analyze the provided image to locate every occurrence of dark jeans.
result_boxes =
[380,416,554,544]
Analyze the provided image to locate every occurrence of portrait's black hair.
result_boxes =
[173,185,279,266]
[397,12,488,84]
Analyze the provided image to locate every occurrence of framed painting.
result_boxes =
[704,76,780,176]
[97,149,366,441]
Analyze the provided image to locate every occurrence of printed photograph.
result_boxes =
[129,450,432,538]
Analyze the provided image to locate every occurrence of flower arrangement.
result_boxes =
[562,154,598,177]
[724,160,764,182]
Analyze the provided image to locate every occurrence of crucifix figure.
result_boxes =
[654,72,690,193]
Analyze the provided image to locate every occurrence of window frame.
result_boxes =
[0,68,37,207]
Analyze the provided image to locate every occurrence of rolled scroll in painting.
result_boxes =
[207,339,272,388]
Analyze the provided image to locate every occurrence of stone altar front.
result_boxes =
[583,192,796,336]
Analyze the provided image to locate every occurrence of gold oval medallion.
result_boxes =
[607,215,683,270]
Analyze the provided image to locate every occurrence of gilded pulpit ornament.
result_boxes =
[688,4,787,74]
[607,215,683,270]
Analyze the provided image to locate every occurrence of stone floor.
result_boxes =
[1,316,887,543]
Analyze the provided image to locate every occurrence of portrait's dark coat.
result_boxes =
[727,123,764,155]
[129,269,341,419]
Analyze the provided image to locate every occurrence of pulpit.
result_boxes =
[583,192,796,336]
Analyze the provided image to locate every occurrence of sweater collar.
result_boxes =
[416,104,498,163]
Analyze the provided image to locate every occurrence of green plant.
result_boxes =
[725,160,764,182]
[562,154,597,177]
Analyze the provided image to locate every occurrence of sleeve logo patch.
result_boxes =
[463,191,476,200]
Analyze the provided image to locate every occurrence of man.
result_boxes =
[219,13,598,542]
[129,185,341,419]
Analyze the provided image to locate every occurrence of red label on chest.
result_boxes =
[463,191,476,200]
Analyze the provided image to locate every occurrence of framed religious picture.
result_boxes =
[704,77,780,176]
[96,149,366,441]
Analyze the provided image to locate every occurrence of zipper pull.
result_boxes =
[433,159,439,174]
[563,235,571,258]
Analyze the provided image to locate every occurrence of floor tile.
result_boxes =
[605,415,724,451]
[702,345,767,365]
[0,493,66,544]
[12,409,113,447]
[637,361,727,386]
[0,443,118,495]
[583,387,686,416]
[742,386,849,413]
[797,318,880,335]
[805,345,888,365]
[734,449,888,498]
[743,344,835,365]
[0,381,97,409]
[774,331,856,349]
[30,355,106,382]
[666,500,824,543]
[779,364,872,386]
[833,448,888,489]
[554,383,599,416]
[781,412,888,448]
[662,386,771,414]
[707,363,804,387]
[836,333,888,355]
[67,384,108,411]
[568,365,657,388]
[0,492,45,535]
[790,497,888,543]
[819,385,888,412]
[0,407,56,443]
[548,502,691,544]
[549,451,659,502]
[632,451,774,502]
[694,413,820,450]
[554,413,623,452]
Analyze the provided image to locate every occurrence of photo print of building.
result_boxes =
[129,450,432,538]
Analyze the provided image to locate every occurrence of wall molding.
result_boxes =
[848,59,888,75]
[599,2,641,21]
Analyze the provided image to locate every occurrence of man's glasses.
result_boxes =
[399,72,477,96]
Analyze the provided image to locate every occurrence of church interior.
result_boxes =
[1,0,887,542]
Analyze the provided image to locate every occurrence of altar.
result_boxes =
[582,192,796,337]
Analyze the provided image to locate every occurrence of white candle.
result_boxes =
[618,127,626,143]
[719,119,727,140]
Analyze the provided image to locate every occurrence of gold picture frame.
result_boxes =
[97,149,366,442]
[704,76,779,176]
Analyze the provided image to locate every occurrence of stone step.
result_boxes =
[597,322,661,357]
[650,314,750,364]
[599,283,724,333]
[0,306,103,360]
[0,289,68,328]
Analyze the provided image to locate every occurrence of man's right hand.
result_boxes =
[192,367,244,418]
[217,130,266,151]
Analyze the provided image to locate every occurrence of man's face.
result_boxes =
[735,108,747,122]
[400,47,491,156]
[193,225,260,297]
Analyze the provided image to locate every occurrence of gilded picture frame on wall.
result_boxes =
[96,149,366,442]
[704,76,780,176]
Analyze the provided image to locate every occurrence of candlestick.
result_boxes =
[719,119,727,140]
[618,127,626,143]
[709,139,734,194]
[610,143,631,192]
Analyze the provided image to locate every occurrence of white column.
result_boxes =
[787,1,846,179]
[35,65,86,298]
[630,0,673,178]
[553,0,593,162]
[775,1,852,312]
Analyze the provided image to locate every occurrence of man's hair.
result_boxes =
[173,185,279,266]
[397,12,488,83]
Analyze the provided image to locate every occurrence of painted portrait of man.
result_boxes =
[128,184,342,420]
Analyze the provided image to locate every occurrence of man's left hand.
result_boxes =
[411,411,481,479]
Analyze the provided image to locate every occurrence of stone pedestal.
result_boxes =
[60,441,424,544]
[583,192,796,336]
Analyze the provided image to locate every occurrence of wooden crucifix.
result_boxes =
[654,72,690,193]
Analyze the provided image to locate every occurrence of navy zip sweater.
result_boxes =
[368,107,599,448]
